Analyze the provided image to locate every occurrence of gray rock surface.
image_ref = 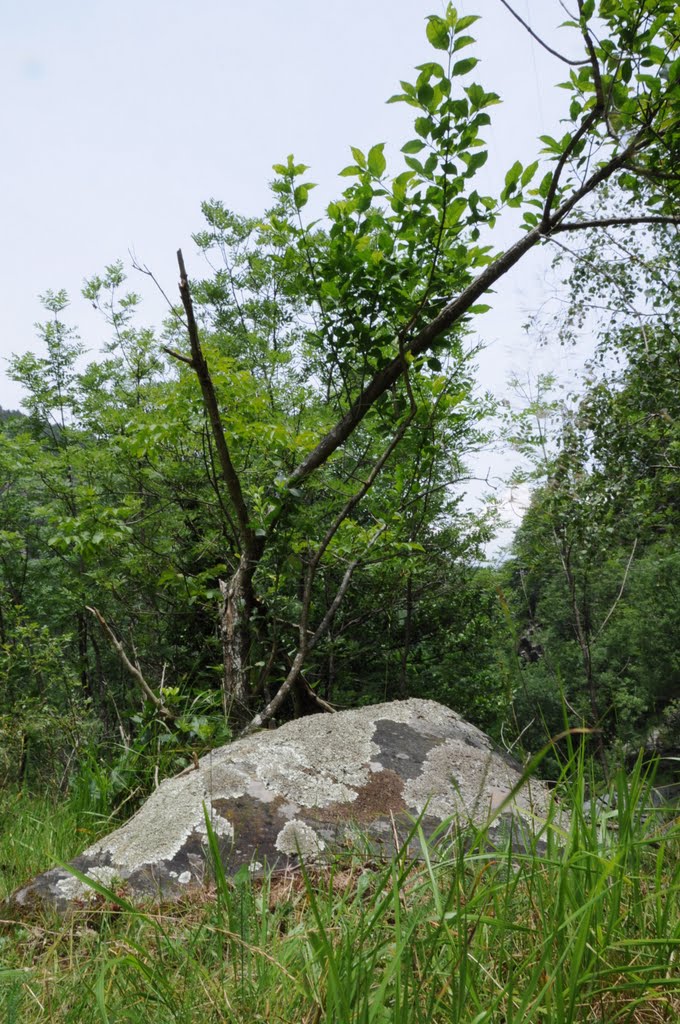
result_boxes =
[10,699,559,911]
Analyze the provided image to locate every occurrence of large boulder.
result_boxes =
[11,699,558,911]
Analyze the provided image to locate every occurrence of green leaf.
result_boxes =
[401,139,426,154]
[367,143,387,177]
[294,183,315,208]
[539,135,562,154]
[404,155,424,173]
[453,34,475,52]
[454,14,480,32]
[521,161,538,187]
[538,171,553,197]
[351,146,366,168]
[320,280,340,299]
[504,160,523,189]
[444,196,468,226]
[426,15,450,51]
[423,152,438,175]
[452,58,478,77]
[415,61,446,80]
[464,150,488,174]
[466,83,485,109]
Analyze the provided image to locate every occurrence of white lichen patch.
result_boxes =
[250,741,372,807]
[55,865,121,901]
[403,739,551,825]
[198,809,234,840]
[177,871,192,885]
[244,777,278,803]
[275,820,326,859]
[200,759,250,796]
[84,771,227,871]
[55,876,90,901]
[279,800,302,818]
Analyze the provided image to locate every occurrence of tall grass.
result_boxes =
[1,757,679,1023]
[0,788,113,903]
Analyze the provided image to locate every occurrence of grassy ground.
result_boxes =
[1,762,679,1024]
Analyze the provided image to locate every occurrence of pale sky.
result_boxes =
[1,1,594,545]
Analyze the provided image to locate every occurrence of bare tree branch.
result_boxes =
[175,249,260,560]
[308,526,388,651]
[242,522,387,734]
[594,538,638,641]
[497,0,589,66]
[541,108,603,229]
[87,606,175,720]
[551,215,680,233]
[576,0,607,114]
[164,346,195,367]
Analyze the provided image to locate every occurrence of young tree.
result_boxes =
[165,2,680,730]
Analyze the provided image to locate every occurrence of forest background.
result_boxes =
[1,0,679,803]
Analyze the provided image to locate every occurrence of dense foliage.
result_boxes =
[503,221,680,769]
[1,1,679,796]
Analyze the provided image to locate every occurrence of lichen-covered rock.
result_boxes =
[10,699,558,911]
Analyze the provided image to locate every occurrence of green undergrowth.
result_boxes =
[0,789,113,904]
[1,761,679,1024]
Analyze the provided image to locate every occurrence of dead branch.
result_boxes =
[173,249,259,560]
[242,522,387,735]
[594,537,638,641]
[86,606,175,720]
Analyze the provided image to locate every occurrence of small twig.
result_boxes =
[130,251,183,320]
[497,0,589,66]
[576,0,607,115]
[176,250,256,556]
[309,526,388,650]
[243,523,387,734]
[163,346,195,367]
[86,606,174,720]
[595,537,638,640]
[542,108,601,230]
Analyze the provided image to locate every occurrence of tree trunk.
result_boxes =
[398,574,413,698]
[219,555,258,724]
[76,609,91,698]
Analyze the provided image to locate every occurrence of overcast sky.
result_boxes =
[1,0,595,546]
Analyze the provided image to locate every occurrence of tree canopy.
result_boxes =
[1,1,679,794]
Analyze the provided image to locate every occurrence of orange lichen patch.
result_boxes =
[307,769,407,825]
